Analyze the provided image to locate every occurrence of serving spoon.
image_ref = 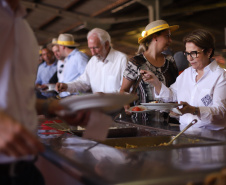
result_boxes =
[166,119,198,146]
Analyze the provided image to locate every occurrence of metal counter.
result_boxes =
[37,112,226,185]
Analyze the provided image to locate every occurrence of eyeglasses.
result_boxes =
[184,49,204,59]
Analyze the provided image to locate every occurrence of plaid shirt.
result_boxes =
[123,54,178,103]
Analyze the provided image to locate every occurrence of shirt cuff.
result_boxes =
[154,83,167,98]
[199,106,211,122]
[67,82,77,93]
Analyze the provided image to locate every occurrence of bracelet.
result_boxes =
[193,107,199,115]
[42,98,55,118]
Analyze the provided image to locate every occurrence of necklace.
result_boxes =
[143,54,169,74]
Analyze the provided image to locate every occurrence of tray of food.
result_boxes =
[44,121,138,138]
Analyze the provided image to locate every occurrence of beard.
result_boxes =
[94,47,108,61]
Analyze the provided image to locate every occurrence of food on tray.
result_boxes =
[77,126,86,130]
[132,107,144,111]
[149,100,160,103]
[126,143,138,148]
[158,142,168,146]
[115,143,138,149]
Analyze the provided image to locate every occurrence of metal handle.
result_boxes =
[167,119,197,145]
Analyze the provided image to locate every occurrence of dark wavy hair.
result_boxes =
[183,29,215,58]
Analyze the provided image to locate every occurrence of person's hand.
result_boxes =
[47,99,91,127]
[0,111,44,157]
[140,69,162,95]
[56,82,68,92]
[178,101,196,115]
[60,110,91,127]
[40,84,48,90]
[140,70,160,86]
[36,84,47,91]
[124,104,132,115]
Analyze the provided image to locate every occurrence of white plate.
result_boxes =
[140,103,181,111]
[59,93,138,114]
[128,106,149,113]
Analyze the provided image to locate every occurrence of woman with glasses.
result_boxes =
[120,20,179,111]
[141,29,226,132]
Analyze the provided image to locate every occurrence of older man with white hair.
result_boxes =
[56,28,128,94]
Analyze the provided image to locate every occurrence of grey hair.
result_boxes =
[87,28,111,45]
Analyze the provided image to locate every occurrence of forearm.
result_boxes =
[67,81,91,93]
[199,105,226,123]
[36,98,62,117]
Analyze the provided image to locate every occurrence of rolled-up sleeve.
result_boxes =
[155,82,178,102]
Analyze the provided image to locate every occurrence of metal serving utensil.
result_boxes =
[52,120,74,135]
[166,119,198,146]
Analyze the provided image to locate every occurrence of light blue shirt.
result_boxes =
[35,60,57,85]
[63,49,89,83]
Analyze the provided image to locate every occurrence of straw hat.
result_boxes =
[138,20,179,44]
[47,38,58,49]
[57,33,79,47]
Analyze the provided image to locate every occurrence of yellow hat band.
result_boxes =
[57,40,75,46]
[142,24,169,37]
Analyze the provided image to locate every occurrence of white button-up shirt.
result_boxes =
[0,0,39,162]
[67,48,128,93]
[156,60,226,129]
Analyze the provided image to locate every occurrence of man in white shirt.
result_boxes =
[0,1,90,184]
[56,28,128,94]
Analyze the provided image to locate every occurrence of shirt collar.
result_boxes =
[103,47,114,63]
[208,59,218,72]
[66,49,77,61]
[192,59,218,74]
[43,60,57,67]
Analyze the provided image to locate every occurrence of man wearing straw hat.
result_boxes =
[56,28,128,94]
[56,33,89,83]
[48,38,65,83]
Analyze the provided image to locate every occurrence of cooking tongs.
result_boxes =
[166,119,198,146]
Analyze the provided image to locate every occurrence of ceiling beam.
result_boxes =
[162,2,226,16]
[38,0,80,29]
[91,0,130,17]
[21,1,148,25]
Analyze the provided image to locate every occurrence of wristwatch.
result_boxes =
[193,107,199,115]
